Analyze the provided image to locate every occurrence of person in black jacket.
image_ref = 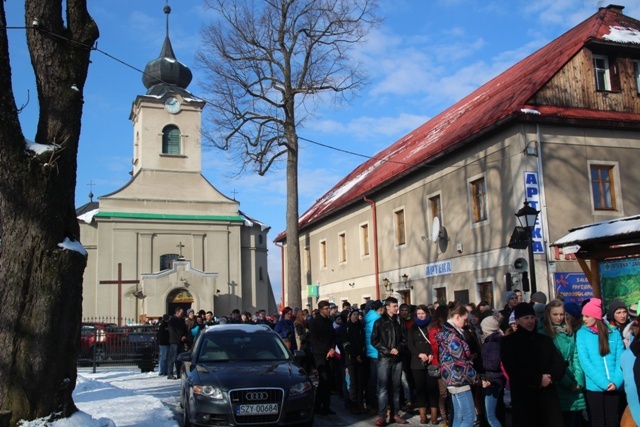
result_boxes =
[371,297,408,426]
[309,300,337,416]
[500,303,566,427]
[167,307,187,380]
[156,314,170,376]
[407,304,438,425]
[344,308,367,414]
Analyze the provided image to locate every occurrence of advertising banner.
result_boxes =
[554,272,593,304]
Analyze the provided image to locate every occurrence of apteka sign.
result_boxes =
[524,171,545,254]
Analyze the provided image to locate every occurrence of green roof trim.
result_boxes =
[95,211,245,222]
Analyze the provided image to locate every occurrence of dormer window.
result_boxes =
[162,125,181,155]
[593,55,611,91]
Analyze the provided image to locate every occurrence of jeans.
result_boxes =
[167,343,179,377]
[377,357,403,419]
[483,385,503,427]
[158,345,169,375]
[451,389,475,427]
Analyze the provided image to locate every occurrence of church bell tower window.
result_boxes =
[162,125,181,155]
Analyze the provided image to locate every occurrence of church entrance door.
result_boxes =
[167,288,193,315]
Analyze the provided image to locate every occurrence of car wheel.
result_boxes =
[182,401,191,427]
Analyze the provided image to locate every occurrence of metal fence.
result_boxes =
[79,321,158,373]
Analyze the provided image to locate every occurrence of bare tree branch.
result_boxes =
[198,0,378,308]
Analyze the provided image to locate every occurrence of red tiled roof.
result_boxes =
[276,5,640,242]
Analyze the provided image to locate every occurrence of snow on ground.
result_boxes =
[19,368,181,427]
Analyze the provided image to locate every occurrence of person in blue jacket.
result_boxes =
[364,300,384,413]
[576,297,624,427]
[620,320,640,426]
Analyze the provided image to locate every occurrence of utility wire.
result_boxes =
[4,23,522,172]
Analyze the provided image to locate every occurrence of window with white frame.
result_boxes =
[590,164,617,210]
[593,55,611,91]
[162,125,181,154]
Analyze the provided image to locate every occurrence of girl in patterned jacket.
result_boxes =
[437,304,477,427]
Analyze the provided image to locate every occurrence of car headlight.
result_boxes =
[192,385,224,399]
[289,381,312,396]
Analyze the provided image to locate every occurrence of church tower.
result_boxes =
[130,5,205,175]
[78,5,276,324]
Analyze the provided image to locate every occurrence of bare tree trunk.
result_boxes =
[0,1,98,425]
[285,127,302,309]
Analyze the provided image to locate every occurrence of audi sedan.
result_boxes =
[178,324,315,426]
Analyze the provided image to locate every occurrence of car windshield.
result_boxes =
[197,332,290,363]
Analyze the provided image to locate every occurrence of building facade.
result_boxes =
[78,12,275,323]
[276,5,640,310]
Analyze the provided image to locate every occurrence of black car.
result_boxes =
[178,323,315,427]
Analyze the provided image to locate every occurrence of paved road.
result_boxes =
[314,396,424,427]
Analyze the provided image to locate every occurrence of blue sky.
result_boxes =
[6,1,640,306]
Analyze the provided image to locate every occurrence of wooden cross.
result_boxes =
[99,263,139,326]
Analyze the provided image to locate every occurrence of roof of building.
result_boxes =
[553,214,640,247]
[142,6,193,94]
[276,4,640,241]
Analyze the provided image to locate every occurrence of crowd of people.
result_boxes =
[153,291,640,427]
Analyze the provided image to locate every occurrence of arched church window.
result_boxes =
[259,266,264,281]
[160,253,180,271]
[162,125,181,155]
[258,234,263,245]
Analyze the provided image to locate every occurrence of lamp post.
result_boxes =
[515,201,540,294]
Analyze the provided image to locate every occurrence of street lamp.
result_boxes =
[383,277,392,293]
[515,200,540,294]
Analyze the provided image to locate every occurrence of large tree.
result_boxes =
[0,1,98,425]
[198,0,378,308]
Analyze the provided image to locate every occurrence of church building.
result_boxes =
[77,7,276,323]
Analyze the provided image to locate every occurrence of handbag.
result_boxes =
[427,364,441,378]
[418,327,441,378]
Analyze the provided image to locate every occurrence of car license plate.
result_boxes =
[236,403,279,415]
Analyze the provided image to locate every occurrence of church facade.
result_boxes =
[78,11,276,323]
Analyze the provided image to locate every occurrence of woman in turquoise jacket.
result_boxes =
[576,298,624,427]
[541,300,586,427]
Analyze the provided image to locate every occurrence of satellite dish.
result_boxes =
[431,217,440,243]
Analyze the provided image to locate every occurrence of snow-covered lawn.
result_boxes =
[19,368,181,427]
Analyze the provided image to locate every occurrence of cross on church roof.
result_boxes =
[177,241,185,258]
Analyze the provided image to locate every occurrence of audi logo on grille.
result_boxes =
[245,391,269,401]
